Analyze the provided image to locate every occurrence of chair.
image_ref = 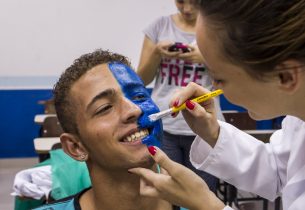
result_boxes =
[38,116,63,162]
[223,111,257,130]
[40,116,63,137]
[38,98,56,114]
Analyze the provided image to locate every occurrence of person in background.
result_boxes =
[34,49,171,210]
[137,2,224,207]
[130,0,305,210]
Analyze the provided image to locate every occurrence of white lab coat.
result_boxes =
[190,116,305,210]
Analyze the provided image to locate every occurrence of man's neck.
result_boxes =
[80,167,171,210]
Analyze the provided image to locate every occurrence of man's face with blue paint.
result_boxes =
[108,63,162,147]
[69,63,162,170]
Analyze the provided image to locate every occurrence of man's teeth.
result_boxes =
[123,129,149,142]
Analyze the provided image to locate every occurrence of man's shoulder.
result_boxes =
[32,187,91,210]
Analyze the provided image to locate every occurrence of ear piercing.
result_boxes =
[79,153,88,161]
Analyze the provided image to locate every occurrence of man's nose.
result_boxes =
[121,98,142,123]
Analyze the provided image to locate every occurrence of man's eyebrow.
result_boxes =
[86,88,116,112]
[125,82,143,89]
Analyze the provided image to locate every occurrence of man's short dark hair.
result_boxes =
[53,49,131,135]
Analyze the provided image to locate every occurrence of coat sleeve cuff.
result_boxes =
[190,120,227,170]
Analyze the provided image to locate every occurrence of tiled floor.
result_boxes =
[0,158,38,210]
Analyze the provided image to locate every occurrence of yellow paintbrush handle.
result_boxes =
[171,89,223,113]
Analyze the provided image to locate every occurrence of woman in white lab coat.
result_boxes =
[129,0,305,210]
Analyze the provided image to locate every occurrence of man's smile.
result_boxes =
[120,128,149,144]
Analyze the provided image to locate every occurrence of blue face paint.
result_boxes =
[108,62,162,147]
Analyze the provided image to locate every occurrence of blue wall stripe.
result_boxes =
[0,89,53,158]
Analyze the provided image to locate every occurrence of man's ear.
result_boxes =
[275,60,302,93]
[60,133,88,161]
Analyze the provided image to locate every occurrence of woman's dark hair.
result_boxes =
[195,0,305,77]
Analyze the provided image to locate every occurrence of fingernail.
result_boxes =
[186,100,195,110]
[173,99,179,107]
[171,112,179,117]
[148,146,157,156]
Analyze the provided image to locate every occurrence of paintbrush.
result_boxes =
[148,89,223,122]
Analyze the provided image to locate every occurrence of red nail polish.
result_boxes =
[186,100,195,110]
[148,146,157,156]
[173,99,179,107]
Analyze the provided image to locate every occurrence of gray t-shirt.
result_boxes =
[144,15,224,135]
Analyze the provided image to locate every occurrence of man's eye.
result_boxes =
[95,105,112,115]
[132,94,146,101]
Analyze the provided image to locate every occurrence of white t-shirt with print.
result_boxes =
[144,15,224,135]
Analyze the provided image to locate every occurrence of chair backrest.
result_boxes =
[41,116,64,137]
[223,112,257,130]
[38,98,56,114]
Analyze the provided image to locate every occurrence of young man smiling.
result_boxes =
[34,49,170,210]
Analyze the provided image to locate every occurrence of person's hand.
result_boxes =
[170,82,220,147]
[177,44,205,63]
[129,146,225,210]
[156,41,184,58]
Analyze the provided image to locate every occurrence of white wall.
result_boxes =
[0,0,175,87]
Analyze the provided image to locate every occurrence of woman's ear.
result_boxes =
[60,133,88,161]
[275,60,302,93]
